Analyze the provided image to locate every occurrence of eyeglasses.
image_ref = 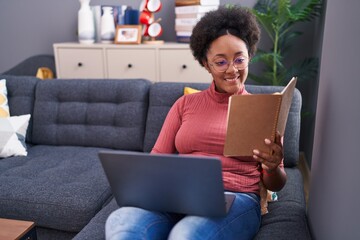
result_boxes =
[208,56,249,73]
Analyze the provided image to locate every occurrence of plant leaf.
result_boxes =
[286,57,319,82]
[251,11,276,42]
[279,31,302,55]
[251,0,322,86]
[290,0,323,22]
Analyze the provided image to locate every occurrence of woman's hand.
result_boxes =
[252,131,287,191]
[252,131,283,173]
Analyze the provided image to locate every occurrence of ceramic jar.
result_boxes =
[101,6,116,43]
[78,0,95,44]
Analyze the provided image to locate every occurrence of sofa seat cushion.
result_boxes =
[32,79,151,151]
[0,145,112,232]
[74,168,309,240]
[73,198,118,240]
[255,202,311,240]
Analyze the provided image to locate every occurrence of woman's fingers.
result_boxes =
[253,134,284,171]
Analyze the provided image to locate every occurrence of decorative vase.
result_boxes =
[101,6,116,43]
[78,0,95,44]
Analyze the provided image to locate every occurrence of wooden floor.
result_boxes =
[297,152,310,207]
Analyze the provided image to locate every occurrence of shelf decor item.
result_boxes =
[124,8,140,25]
[114,25,142,44]
[174,0,219,43]
[78,0,95,44]
[101,6,116,43]
[140,0,164,44]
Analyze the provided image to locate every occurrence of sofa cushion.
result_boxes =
[1,75,39,143]
[184,86,201,95]
[144,82,302,167]
[32,79,151,151]
[0,145,112,232]
[255,201,311,240]
[73,198,118,240]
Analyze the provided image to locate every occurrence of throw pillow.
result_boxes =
[184,87,201,95]
[36,67,54,80]
[0,114,31,158]
[0,79,10,117]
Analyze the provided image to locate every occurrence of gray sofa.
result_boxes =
[0,75,311,240]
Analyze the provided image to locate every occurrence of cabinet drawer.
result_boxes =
[56,48,105,78]
[107,49,157,81]
[159,49,209,83]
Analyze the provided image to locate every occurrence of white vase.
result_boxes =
[78,0,95,44]
[101,6,116,43]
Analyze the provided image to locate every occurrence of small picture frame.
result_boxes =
[114,25,142,44]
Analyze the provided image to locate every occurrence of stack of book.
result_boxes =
[175,0,220,43]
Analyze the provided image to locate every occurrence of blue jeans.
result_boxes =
[105,192,261,240]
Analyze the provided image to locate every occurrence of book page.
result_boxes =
[277,77,297,135]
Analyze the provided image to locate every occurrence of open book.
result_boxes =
[223,77,297,157]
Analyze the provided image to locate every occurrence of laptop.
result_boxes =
[98,150,235,217]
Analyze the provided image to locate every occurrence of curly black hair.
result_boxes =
[190,6,261,67]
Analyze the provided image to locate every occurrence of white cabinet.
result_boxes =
[106,48,157,81]
[53,43,210,83]
[55,48,105,79]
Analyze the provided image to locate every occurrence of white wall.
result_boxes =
[308,0,360,239]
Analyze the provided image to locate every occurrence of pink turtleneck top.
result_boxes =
[151,81,261,194]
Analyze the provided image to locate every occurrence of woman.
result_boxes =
[106,6,286,240]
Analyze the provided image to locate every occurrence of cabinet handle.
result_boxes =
[78,62,83,67]
[128,64,132,68]
[182,64,187,69]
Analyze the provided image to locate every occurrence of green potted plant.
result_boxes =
[249,0,323,86]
